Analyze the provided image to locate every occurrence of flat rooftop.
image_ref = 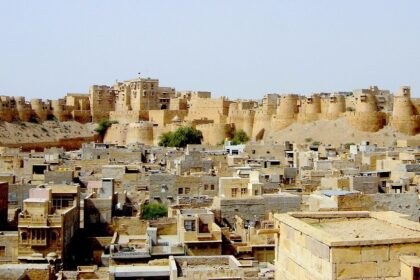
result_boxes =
[275,211,420,246]
[305,217,418,240]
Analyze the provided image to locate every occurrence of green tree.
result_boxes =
[158,126,203,148]
[95,119,118,139]
[230,129,249,145]
[142,203,168,220]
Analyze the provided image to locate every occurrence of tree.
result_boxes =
[230,129,249,145]
[95,119,117,139]
[158,126,203,148]
[142,203,168,220]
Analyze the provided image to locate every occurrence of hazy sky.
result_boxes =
[1,1,419,99]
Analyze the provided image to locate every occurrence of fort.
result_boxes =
[0,76,419,146]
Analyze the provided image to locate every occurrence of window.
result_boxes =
[204,184,208,190]
[241,188,247,195]
[21,232,27,243]
[231,188,238,197]
[53,196,73,209]
[0,246,5,257]
[254,190,259,196]
[184,220,196,231]
[211,184,215,190]
[185,187,190,194]
[178,188,183,194]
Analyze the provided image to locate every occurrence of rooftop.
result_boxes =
[275,211,420,246]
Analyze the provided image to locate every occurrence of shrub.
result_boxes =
[312,141,321,146]
[29,115,39,123]
[230,129,249,145]
[158,126,202,148]
[305,137,313,143]
[95,119,118,138]
[142,203,167,220]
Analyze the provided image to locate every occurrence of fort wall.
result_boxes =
[390,86,420,135]
[30,99,49,121]
[345,92,386,132]
[196,123,234,145]
[227,103,255,137]
[270,95,299,131]
[252,112,272,140]
[297,94,321,123]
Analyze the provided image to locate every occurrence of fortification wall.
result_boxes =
[15,97,32,122]
[196,123,234,145]
[149,110,187,126]
[345,111,386,132]
[227,106,255,137]
[72,110,92,123]
[391,86,419,135]
[125,122,154,145]
[30,99,49,121]
[109,111,141,124]
[322,94,346,120]
[51,99,71,121]
[270,95,299,131]
[186,96,231,123]
[252,112,272,140]
[297,95,321,123]
[103,124,128,145]
[391,116,420,135]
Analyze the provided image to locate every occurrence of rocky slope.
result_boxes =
[266,117,420,147]
[0,121,98,150]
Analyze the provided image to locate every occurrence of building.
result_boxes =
[274,211,420,279]
[17,185,80,266]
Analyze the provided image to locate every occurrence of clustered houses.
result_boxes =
[0,78,420,279]
[0,135,420,279]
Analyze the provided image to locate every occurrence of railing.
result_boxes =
[19,215,61,227]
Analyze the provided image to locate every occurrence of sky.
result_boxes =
[0,1,419,99]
